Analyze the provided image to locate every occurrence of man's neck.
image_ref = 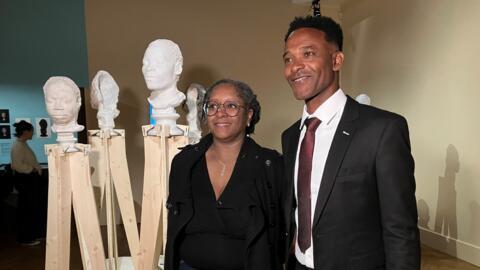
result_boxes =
[305,85,340,114]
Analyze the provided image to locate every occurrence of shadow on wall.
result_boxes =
[417,199,430,230]
[434,144,459,256]
[470,201,480,247]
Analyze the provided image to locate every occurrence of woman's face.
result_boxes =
[206,84,252,143]
[25,129,34,140]
[20,129,33,140]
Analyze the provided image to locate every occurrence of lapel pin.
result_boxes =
[342,131,350,136]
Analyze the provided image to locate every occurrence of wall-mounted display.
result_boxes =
[0,109,10,123]
[36,117,51,138]
[0,125,11,139]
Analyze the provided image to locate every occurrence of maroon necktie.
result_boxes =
[297,117,321,253]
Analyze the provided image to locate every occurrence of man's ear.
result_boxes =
[332,51,344,71]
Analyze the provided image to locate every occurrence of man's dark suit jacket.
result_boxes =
[282,96,420,270]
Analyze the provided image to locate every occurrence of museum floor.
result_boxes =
[0,234,478,269]
[0,202,478,269]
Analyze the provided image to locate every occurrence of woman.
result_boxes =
[10,120,42,245]
[165,79,285,270]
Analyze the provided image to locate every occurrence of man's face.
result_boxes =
[283,28,343,112]
[142,47,178,91]
[45,84,80,125]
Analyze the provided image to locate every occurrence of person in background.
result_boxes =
[164,79,285,270]
[10,120,43,245]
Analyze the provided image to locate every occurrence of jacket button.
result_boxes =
[173,209,178,215]
[265,160,271,166]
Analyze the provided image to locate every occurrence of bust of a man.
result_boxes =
[185,83,206,144]
[43,76,84,146]
[90,70,120,131]
[142,39,185,135]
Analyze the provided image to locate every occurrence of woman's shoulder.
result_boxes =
[172,135,212,164]
[247,137,282,162]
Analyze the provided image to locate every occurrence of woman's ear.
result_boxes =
[247,109,253,125]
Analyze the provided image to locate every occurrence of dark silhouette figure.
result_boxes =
[39,119,48,137]
[470,202,480,247]
[434,144,459,255]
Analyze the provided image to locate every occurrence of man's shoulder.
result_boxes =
[355,102,407,125]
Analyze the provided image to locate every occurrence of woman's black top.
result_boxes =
[178,155,253,270]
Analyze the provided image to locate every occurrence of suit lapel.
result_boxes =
[312,97,359,228]
[284,121,301,206]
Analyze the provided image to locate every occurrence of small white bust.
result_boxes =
[355,93,371,105]
[43,76,84,147]
[185,83,206,144]
[142,39,186,135]
[91,70,120,131]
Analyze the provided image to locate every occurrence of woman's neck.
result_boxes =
[210,135,245,160]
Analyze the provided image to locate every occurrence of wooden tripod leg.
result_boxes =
[138,125,189,270]
[70,150,106,270]
[138,132,165,270]
[104,136,118,270]
[161,132,189,253]
[109,134,140,267]
[88,133,107,210]
[45,146,72,270]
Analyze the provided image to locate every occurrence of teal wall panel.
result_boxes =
[0,0,88,164]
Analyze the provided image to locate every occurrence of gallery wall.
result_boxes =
[83,0,341,205]
[0,0,89,164]
[340,0,480,265]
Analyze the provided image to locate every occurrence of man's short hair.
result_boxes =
[285,16,343,51]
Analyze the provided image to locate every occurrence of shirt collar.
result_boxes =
[299,88,347,129]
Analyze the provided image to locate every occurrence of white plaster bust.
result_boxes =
[91,70,120,131]
[355,93,371,105]
[142,39,185,136]
[185,83,206,144]
[43,76,84,147]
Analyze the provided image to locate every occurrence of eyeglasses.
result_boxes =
[204,101,246,117]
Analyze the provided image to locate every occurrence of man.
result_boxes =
[281,16,420,269]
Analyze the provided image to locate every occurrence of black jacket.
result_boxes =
[282,97,420,269]
[164,134,285,270]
